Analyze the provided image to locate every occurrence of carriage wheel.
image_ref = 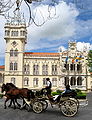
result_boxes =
[70,98,79,109]
[32,101,43,114]
[60,99,78,117]
[41,101,48,111]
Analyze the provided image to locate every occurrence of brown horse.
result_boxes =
[1,83,35,109]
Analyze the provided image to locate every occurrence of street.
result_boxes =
[0,92,92,120]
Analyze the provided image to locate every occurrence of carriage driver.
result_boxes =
[41,78,52,95]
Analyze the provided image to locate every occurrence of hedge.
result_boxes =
[51,89,87,99]
[0,94,3,99]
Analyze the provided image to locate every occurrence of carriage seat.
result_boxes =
[61,89,77,98]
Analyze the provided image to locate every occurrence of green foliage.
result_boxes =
[0,94,3,98]
[51,92,60,96]
[56,90,63,94]
[52,89,87,99]
[87,50,92,72]
[75,89,82,93]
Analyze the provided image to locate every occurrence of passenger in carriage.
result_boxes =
[62,84,77,97]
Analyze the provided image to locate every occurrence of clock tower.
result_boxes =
[4,5,27,87]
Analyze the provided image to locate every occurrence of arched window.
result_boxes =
[24,77,29,86]
[70,64,75,71]
[24,64,30,74]
[52,78,57,87]
[70,77,76,86]
[5,30,10,36]
[10,49,13,57]
[42,65,48,75]
[11,77,16,85]
[52,65,57,75]
[33,65,39,75]
[14,49,18,57]
[77,77,82,85]
[64,77,69,86]
[10,62,13,70]
[43,78,47,86]
[11,31,14,36]
[14,62,18,70]
[77,64,82,72]
[0,73,2,83]
[33,78,38,87]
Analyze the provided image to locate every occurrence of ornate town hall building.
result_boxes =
[0,8,92,92]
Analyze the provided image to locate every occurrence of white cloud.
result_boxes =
[58,45,66,52]
[77,42,92,52]
[26,1,79,50]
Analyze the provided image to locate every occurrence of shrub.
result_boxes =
[56,90,63,94]
[51,92,60,96]
[75,89,82,93]
[0,94,3,98]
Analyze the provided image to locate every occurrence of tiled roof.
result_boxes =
[24,52,59,56]
[0,65,5,69]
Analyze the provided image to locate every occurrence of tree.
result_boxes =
[87,50,92,72]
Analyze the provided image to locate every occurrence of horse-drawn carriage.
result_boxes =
[23,89,88,117]
[1,83,88,117]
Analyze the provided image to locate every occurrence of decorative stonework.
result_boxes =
[11,41,18,47]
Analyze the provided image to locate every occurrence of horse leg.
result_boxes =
[12,99,16,109]
[8,99,13,107]
[15,99,21,108]
[20,98,26,110]
[4,97,10,109]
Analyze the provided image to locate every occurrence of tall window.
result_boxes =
[10,62,13,70]
[20,31,25,36]
[14,62,18,70]
[64,77,69,86]
[0,73,2,83]
[11,77,16,85]
[33,78,38,87]
[70,77,76,86]
[70,64,75,71]
[64,64,69,70]
[10,49,18,57]
[43,78,47,86]
[52,78,57,87]
[24,77,29,86]
[14,49,18,57]
[5,30,10,36]
[33,65,39,75]
[10,62,18,71]
[52,65,57,75]
[77,77,82,85]
[24,64,30,74]
[10,49,13,57]
[11,31,18,36]
[42,65,48,75]
[77,64,82,72]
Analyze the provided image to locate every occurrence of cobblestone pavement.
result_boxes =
[0,92,92,120]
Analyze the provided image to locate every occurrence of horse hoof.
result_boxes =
[8,105,11,108]
[14,107,16,109]
[20,107,23,110]
[4,107,7,109]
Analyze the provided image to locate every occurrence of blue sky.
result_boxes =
[0,0,92,65]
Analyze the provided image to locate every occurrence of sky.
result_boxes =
[0,0,92,65]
